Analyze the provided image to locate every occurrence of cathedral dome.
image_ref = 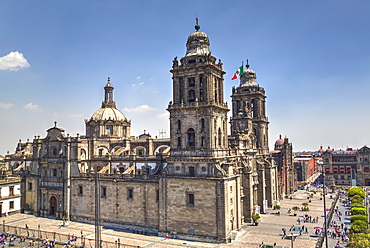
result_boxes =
[274,135,284,150]
[185,19,210,56]
[91,107,126,121]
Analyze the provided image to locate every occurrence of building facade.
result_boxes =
[322,146,370,187]
[6,22,282,242]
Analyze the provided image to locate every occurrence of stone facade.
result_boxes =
[5,21,283,242]
[322,146,370,187]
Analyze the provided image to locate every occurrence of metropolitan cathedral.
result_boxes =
[5,21,288,242]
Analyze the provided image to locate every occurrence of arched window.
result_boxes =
[177,120,181,132]
[201,136,205,148]
[187,128,195,147]
[188,90,196,102]
[177,137,181,148]
[200,118,205,130]
[218,128,222,146]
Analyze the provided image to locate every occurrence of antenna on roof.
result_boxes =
[246,59,250,69]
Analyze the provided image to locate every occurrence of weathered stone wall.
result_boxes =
[70,178,159,230]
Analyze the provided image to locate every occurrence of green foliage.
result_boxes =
[348,187,366,199]
[352,207,368,216]
[351,203,366,209]
[351,215,368,223]
[292,206,299,211]
[251,214,260,221]
[347,238,370,248]
[351,195,365,204]
[302,207,310,212]
[302,202,309,207]
[351,220,368,233]
[273,205,281,210]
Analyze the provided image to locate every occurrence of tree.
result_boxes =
[348,187,365,199]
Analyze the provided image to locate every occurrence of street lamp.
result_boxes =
[322,166,328,248]
[286,233,299,248]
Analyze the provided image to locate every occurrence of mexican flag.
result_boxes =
[231,65,244,80]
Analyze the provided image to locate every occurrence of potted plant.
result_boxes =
[292,206,299,216]
[252,214,261,226]
[273,204,281,210]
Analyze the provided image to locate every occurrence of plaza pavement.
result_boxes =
[1,189,335,248]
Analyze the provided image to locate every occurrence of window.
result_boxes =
[99,149,103,157]
[200,89,204,101]
[52,148,58,156]
[188,77,195,87]
[187,193,194,207]
[156,190,159,202]
[127,188,133,200]
[188,90,196,102]
[177,137,182,148]
[101,186,106,198]
[28,182,32,191]
[189,166,195,177]
[230,186,233,193]
[138,149,144,156]
[364,167,370,172]
[177,120,181,132]
[218,128,222,146]
[187,128,195,147]
[9,201,14,210]
[200,118,205,130]
[230,198,233,205]
[53,169,57,177]
[9,186,14,196]
[78,185,83,196]
[199,75,203,87]
[106,125,113,135]
[200,136,205,148]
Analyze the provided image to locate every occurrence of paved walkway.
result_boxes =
[1,189,341,248]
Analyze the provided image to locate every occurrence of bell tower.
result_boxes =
[167,19,229,158]
[230,62,269,155]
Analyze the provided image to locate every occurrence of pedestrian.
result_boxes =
[305,227,308,233]
[282,228,286,236]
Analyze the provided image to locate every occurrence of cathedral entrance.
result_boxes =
[49,196,57,216]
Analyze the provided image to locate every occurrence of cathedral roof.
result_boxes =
[91,107,127,121]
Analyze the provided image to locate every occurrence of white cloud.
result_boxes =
[0,51,30,71]
[136,76,141,80]
[122,104,157,113]
[0,103,14,109]
[24,103,42,112]
[156,112,169,119]
[131,82,144,87]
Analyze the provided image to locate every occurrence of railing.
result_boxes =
[315,190,340,248]
[77,173,160,181]
[1,224,137,248]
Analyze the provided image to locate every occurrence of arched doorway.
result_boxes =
[49,196,57,216]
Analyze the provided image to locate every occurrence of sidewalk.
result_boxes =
[0,189,339,248]
[234,189,330,248]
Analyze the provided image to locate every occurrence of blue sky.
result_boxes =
[1,0,370,154]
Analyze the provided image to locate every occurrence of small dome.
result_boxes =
[91,107,126,121]
[318,146,325,153]
[275,135,284,146]
[186,31,210,56]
